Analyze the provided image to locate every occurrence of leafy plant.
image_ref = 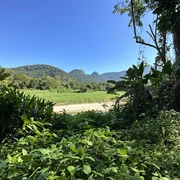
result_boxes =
[108,61,180,124]
[1,112,180,179]
[108,61,153,123]
[0,87,54,143]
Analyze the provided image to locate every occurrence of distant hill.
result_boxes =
[6,64,151,83]
[69,70,107,82]
[101,71,127,81]
[69,69,127,82]
[10,64,77,83]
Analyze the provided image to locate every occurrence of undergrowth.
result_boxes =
[0,67,180,179]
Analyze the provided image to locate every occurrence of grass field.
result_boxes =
[21,89,124,105]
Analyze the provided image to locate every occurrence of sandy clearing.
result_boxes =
[53,101,115,114]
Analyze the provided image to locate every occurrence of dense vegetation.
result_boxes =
[0,69,180,179]
[1,67,113,92]
[1,65,116,92]
[0,0,180,179]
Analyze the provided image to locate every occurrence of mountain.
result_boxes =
[69,69,92,82]
[101,71,127,81]
[6,64,151,83]
[10,64,77,83]
[69,69,127,82]
[69,70,107,82]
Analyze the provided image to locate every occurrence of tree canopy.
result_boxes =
[114,0,180,68]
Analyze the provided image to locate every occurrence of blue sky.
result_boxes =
[0,0,158,74]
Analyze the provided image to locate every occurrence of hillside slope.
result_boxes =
[10,64,77,83]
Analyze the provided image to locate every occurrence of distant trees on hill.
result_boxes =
[2,71,113,92]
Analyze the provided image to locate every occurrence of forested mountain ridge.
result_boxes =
[10,64,77,83]
[8,64,127,82]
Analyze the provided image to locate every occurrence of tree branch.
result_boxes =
[130,0,167,64]
[130,0,158,50]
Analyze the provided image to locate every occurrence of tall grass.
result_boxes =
[21,89,124,105]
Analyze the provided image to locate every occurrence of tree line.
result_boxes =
[0,71,113,92]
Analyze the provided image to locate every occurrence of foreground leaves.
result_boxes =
[0,110,180,179]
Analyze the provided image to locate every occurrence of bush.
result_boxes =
[0,87,54,143]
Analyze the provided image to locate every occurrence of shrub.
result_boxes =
[0,87,54,143]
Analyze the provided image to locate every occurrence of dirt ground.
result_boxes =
[53,101,115,114]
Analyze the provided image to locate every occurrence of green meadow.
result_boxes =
[21,89,124,105]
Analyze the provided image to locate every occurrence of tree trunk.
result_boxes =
[172,27,180,110]
[173,27,180,72]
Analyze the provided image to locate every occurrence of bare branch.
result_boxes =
[135,40,157,49]
[130,0,166,64]
[130,0,158,50]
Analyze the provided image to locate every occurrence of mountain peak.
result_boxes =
[91,71,100,76]
[69,69,85,75]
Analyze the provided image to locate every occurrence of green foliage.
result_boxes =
[0,109,180,179]
[152,0,180,33]
[52,110,115,132]
[0,68,10,81]
[0,68,11,87]
[0,87,54,142]
[113,0,180,70]
[0,64,180,179]
[108,61,153,122]
[2,65,114,91]
[108,61,180,124]
[38,76,60,90]
[12,73,31,89]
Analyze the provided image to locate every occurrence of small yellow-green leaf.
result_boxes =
[67,166,75,176]
[83,165,91,175]
[120,149,127,155]
[22,149,27,155]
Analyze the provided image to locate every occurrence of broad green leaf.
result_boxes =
[36,173,46,180]
[0,161,7,169]
[21,155,33,163]
[160,178,170,180]
[152,177,160,180]
[111,167,118,173]
[162,61,173,75]
[103,167,117,174]
[11,154,18,163]
[83,165,91,175]
[37,148,50,155]
[67,166,75,176]
[120,164,130,175]
[86,140,93,146]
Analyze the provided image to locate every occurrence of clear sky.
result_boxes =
[0,0,158,74]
